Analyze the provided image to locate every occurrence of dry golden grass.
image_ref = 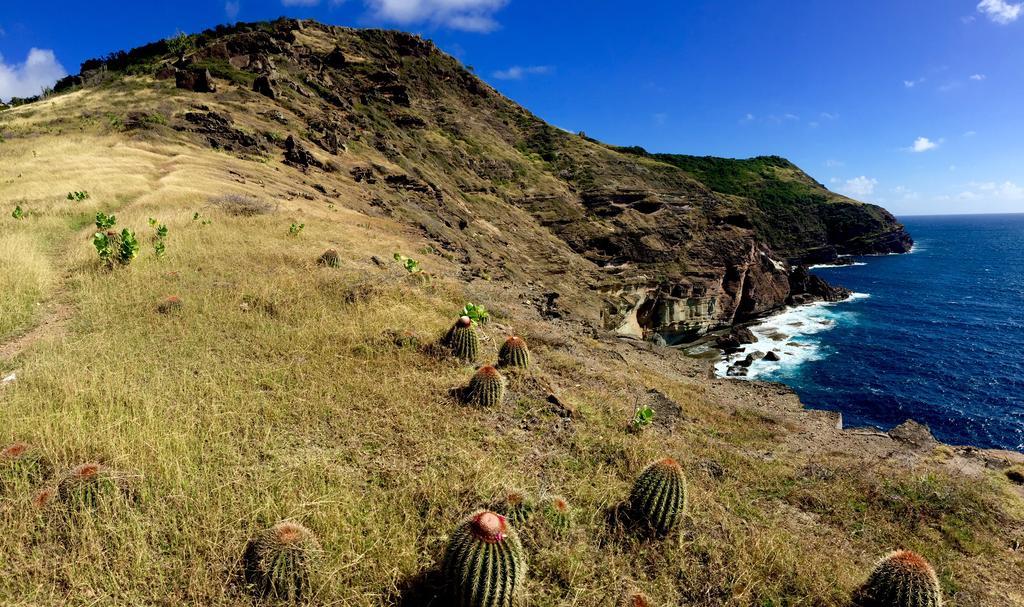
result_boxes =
[1,86,1022,607]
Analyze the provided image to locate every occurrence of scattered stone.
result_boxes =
[1,372,15,385]
[284,135,331,171]
[175,68,216,93]
[324,46,347,68]
[1005,466,1024,485]
[726,365,748,377]
[370,255,387,268]
[889,419,938,448]
[252,74,277,99]
[351,166,376,184]
[546,393,577,419]
[764,351,781,361]
[700,459,726,480]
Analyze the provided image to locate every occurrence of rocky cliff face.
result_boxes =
[45,18,911,342]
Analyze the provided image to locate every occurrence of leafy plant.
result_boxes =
[95,212,117,230]
[165,31,195,57]
[93,228,140,268]
[393,252,423,274]
[631,404,655,430]
[11,205,24,220]
[67,191,90,202]
[288,223,304,236]
[460,302,490,325]
[154,240,166,258]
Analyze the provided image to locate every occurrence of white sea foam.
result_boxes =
[808,261,868,269]
[714,293,869,380]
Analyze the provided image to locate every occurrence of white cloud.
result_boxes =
[968,181,1024,199]
[741,113,755,123]
[964,130,977,137]
[903,77,925,88]
[820,112,839,120]
[839,176,878,199]
[225,1,241,19]
[978,0,1022,23]
[366,0,509,32]
[652,112,668,126]
[0,48,67,102]
[970,73,987,81]
[491,65,551,80]
[962,14,977,23]
[892,185,920,201]
[910,136,940,152]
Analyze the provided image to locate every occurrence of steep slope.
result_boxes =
[611,151,913,263]
[39,18,909,343]
[1,19,1021,607]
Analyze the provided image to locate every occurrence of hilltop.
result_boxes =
[0,18,1020,607]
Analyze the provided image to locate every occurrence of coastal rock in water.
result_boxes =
[726,365,748,377]
[733,326,757,344]
[764,351,781,361]
[787,266,852,304]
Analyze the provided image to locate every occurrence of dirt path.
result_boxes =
[0,301,72,363]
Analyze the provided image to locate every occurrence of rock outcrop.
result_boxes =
[49,19,912,342]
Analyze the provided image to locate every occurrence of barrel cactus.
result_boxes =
[244,521,321,603]
[468,366,505,407]
[617,587,653,607]
[497,336,530,370]
[854,550,942,607]
[443,510,527,607]
[541,495,572,535]
[443,316,480,362]
[317,249,341,268]
[56,462,120,508]
[1,442,49,491]
[628,458,688,538]
[497,490,535,528]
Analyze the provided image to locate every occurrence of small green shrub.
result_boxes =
[165,31,195,57]
[393,252,423,274]
[67,191,90,202]
[95,212,117,230]
[11,205,24,219]
[460,302,490,325]
[288,223,304,236]
[631,404,655,431]
[94,228,140,268]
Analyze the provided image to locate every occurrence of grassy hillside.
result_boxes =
[0,21,1021,607]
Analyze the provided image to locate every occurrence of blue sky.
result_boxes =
[1,1,1022,215]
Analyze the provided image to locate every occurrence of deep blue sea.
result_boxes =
[716,213,1024,451]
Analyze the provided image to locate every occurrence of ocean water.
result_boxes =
[715,213,1024,451]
